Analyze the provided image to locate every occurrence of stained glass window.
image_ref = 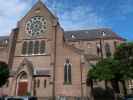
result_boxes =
[64,59,72,84]
[68,64,71,83]
[64,64,67,83]
[96,43,101,56]
[37,79,40,88]
[22,40,46,55]
[34,41,39,54]
[22,41,28,55]
[40,40,45,54]
[26,16,47,36]
[28,41,34,54]
[105,43,111,57]
[44,79,47,88]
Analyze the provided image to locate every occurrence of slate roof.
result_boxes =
[0,28,125,42]
[0,36,9,42]
[64,28,125,41]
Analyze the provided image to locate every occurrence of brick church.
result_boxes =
[0,0,130,100]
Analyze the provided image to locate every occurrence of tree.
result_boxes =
[114,42,133,95]
[89,58,120,88]
[88,42,133,81]
[89,58,118,80]
[0,61,9,87]
[87,42,133,96]
[87,58,119,100]
[114,42,133,80]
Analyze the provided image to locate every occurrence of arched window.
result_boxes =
[34,79,36,88]
[28,41,33,54]
[114,41,117,49]
[105,43,111,57]
[64,64,67,83]
[34,41,39,54]
[64,59,72,84]
[96,43,101,56]
[37,79,40,88]
[68,64,71,83]
[22,41,28,55]
[40,40,45,54]
[44,79,47,88]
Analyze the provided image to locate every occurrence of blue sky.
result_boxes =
[0,0,133,41]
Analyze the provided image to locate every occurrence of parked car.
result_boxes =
[4,96,37,100]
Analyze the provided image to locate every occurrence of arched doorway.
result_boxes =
[17,72,28,96]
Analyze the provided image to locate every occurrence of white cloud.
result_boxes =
[58,5,104,30]
[0,0,104,35]
[44,0,104,30]
[0,0,32,35]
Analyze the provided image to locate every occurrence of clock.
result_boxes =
[25,16,47,36]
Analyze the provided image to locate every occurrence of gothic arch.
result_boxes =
[15,58,33,78]
[15,58,34,96]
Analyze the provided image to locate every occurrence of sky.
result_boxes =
[0,0,133,41]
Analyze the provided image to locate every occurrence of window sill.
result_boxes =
[64,82,72,85]
[16,53,50,57]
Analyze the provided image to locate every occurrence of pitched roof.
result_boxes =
[20,0,58,22]
[0,28,125,42]
[64,28,125,41]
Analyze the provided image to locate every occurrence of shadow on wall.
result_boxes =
[93,87,123,100]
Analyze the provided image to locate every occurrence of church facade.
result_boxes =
[0,1,129,100]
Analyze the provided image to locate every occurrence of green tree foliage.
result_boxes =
[89,58,119,80]
[87,42,133,97]
[88,42,133,80]
[114,42,133,80]
[0,61,9,87]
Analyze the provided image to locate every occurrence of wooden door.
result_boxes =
[18,81,28,96]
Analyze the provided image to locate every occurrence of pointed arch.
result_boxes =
[15,58,33,78]
[22,41,28,55]
[40,40,46,54]
[64,59,72,84]
[16,71,28,96]
[34,41,39,54]
[105,43,111,57]
[28,41,34,55]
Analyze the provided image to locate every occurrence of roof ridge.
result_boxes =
[0,35,9,37]
[65,28,112,32]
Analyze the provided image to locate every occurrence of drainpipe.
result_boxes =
[53,22,57,100]
[80,57,83,100]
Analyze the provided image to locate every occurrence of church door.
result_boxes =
[18,81,28,96]
[17,72,28,96]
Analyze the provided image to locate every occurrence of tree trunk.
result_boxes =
[90,80,94,100]
[121,80,127,96]
[111,80,120,100]
[111,80,120,93]
[105,80,108,89]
